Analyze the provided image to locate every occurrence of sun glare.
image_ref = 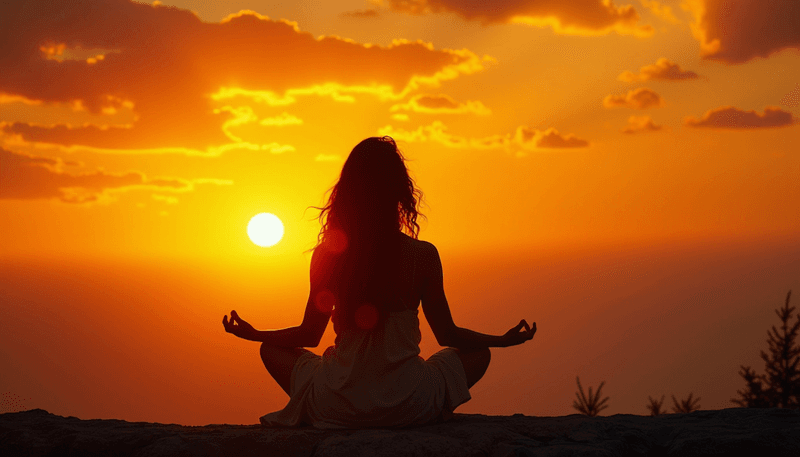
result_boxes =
[247,213,284,247]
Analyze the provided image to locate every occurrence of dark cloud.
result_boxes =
[618,58,700,82]
[0,0,482,151]
[689,0,800,63]
[385,0,652,36]
[603,88,664,109]
[684,106,795,129]
[0,147,189,203]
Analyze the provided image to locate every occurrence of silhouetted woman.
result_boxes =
[223,136,536,428]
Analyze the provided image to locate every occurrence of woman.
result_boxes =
[222,136,536,428]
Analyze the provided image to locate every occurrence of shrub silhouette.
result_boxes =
[572,377,609,417]
[646,395,666,416]
[732,290,799,409]
[671,393,701,413]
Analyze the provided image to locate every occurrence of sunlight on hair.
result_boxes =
[247,213,284,247]
[354,304,378,330]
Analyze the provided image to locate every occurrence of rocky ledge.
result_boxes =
[1,408,799,456]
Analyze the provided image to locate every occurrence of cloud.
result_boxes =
[515,126,590,149]
[259,112,303,126]
[621,115,663,133]
[0,94,43,105]
[603,88,664,109]
[780,83,800,108]
[0,1,484,152]
[385,0,653,36]
[379,121,589,152]
[638,0,681,24]
[152,194,179,204]
[390,94,491,115]
[617,58,700,82]
[0,147,189,203]
[684,0,800,63]
[684,106,795,129]
[315,154,343,162]
[341,9,380,18]
[380,121,507,149]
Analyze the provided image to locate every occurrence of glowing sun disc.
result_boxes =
[247,213,284,247]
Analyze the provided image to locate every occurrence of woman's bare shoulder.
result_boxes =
[400,233,431,249]
[401,235,440,265]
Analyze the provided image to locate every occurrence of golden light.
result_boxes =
[247,213,284,247]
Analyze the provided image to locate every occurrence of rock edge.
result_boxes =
[2,408,799,456]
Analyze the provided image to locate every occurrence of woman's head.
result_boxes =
[317,136,422,247]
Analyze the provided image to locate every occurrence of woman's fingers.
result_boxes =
[232,310,250,327]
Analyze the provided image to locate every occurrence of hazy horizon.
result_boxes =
[2,232,798,425]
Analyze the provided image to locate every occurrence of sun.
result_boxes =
[247,213,284,247]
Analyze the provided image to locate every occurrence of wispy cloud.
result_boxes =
[618,58,700,82]
[384,0,653,36]
[0,147,190,204]
[0,1,485,153]
[380,121,589,153]
[340,9,380,19]
[390,94,491,115]
[685,106,795,129]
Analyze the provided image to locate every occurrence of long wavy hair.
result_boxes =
[313,136,423,332]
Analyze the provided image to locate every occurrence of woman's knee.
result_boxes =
[473,348,491,375]
[260,341,271,358]
[260,341,281,364]
[454,347,491,388]
[478,347,491,370]
[260,342,308,367]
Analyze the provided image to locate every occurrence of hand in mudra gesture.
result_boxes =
[501,319,536,347]
[222,310,257,341]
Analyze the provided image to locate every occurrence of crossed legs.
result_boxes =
[259,342,310,396]
[453,347,491,388]
[261,343,491,397]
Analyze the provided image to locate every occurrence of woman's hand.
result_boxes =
[222,310,258,341]
[501,319,536,347]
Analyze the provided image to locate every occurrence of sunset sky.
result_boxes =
[1,0,799,425]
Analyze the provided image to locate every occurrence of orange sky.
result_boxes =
[1,0,799,425]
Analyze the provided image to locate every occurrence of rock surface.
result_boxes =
[1,408,799,456]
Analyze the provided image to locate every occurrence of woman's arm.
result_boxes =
[223,301,329,347]
[222,250,330,347]
[419,242,535,350]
